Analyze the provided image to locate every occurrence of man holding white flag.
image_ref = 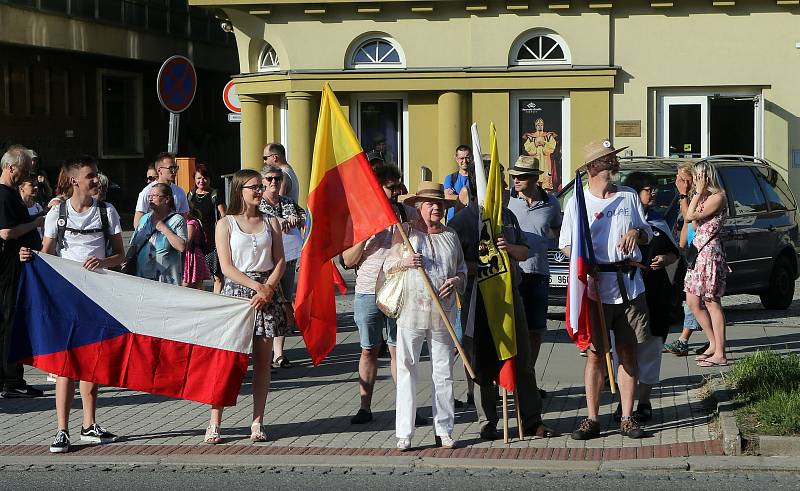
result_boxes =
[558,139,652,441]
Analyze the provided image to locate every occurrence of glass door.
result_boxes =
[660,95,708,158]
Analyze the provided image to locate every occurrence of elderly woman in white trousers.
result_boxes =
[383,182,467,451]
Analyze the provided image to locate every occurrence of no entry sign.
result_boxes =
[222,80,241,114]
[157,55,197,114]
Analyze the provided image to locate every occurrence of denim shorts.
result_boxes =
[683,302,701,331]
[354,293,397,349]
[518,272,549,331]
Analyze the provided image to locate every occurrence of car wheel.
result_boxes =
[760,255,795,310]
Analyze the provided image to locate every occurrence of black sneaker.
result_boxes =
[80,423,118,443]
[620,418,645,439]
[571,418,600,440]
[50,430,70,453]
[479,423,502,441]
[350,408,373,424]
[1,385,44,398]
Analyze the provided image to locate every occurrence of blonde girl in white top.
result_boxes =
[204,169,286,444]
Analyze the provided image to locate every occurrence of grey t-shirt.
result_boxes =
[507,192,562,275]
[282,165,300,204]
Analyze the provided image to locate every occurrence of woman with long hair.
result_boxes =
[47,164,72,208]
[204,169,286,444]
[684,162,728,367]
[130,182,187,285]
[182,202,212,289]
[188,164,227,293]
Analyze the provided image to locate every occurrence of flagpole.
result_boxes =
[395,225,477,380]
[502,388,510,444]
[591,276,617,394]
[514,392,524,440]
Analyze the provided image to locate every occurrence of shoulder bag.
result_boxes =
[685,231,718,270]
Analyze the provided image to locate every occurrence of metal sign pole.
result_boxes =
[168,112,180,154]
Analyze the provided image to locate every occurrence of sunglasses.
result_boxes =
[242,184,265,193]
[160,166,179,172]
[262,155,276,161]
[146,176,157,182]
[264,176,283,183]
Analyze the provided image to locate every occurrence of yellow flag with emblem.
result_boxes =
[477,123,517,390]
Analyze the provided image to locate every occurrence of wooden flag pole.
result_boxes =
[396,224,476,380]
[591,276,617,394]
[514,392,524,440]
[502,388,510,444]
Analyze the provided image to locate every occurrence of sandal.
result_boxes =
[272,355,293,369]
[204,425,221,444]
[250,423,267,442]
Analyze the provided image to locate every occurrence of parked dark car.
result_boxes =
[547,156,800,310]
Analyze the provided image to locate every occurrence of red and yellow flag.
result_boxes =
[295,83,399,365]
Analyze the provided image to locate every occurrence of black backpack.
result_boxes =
[55,199,112,255]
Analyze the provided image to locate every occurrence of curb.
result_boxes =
[758,436,800,457]
[708,376,742,456]
[2,454,800,474]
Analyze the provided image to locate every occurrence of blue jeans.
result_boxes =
[683,301,702,331]
[354,293,397,349]
[518,272,549,331]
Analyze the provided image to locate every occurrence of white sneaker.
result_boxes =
[396,438,411,451]
[437,435,457,449]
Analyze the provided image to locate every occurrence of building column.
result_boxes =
[239,94,266,170]
[286,91,313,207]
[437,91,465,182]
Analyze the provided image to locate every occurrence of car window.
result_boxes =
[717,166,768,216]
[556,169,676,221]
[755,167,796,211]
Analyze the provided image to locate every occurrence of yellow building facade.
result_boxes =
[190,0,800,205]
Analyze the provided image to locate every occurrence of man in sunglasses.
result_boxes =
[133,152,189,228]
[262,143,300,204]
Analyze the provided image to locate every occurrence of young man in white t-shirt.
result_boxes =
[558,139,653,441]
[20,156,125,453]
[133,152,189,228]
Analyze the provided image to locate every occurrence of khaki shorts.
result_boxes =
[589,294,649,351]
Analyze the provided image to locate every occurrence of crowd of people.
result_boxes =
[0,136,729,453]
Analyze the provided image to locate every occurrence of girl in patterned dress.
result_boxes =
[684,162,729,367]
[203,169,287,444]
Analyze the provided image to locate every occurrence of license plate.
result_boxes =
[549,273,568,286]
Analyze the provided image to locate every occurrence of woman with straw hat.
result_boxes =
[384,181,467,451]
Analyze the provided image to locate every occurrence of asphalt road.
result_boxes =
[4,467,800,490]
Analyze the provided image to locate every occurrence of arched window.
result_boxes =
[258,44,280,72]
[512,33,570,66]
[350,38,404,69]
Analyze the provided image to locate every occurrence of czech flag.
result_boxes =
[295,83,398,365]
[565,171,597,350]
[11,253,254,407]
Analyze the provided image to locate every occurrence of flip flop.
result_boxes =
[694,354,712,361]
[697,359,729,367]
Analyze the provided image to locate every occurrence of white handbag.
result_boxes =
[375,267,406,319]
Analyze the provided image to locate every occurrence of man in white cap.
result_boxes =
[558,139,652,440]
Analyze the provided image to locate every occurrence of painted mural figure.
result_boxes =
[522,118,559,191]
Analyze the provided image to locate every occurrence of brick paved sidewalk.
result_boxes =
[8,276,799,461]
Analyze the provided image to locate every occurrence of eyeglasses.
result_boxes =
[641,187,658,195]
[242,184,265,193]
[264,176,283,183]
[513,175,534,181]
[262,154,276,161]
[146,176,157,182]
[160,166,179,172]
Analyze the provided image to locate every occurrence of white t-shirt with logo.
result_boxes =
[558,185,652,304]
[44,198,122,262]
[134,181,190,214]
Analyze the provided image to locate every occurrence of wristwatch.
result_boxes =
[679,194,689,200]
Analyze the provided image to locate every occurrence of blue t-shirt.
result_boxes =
[687,222,696,246]
[443,172,470,222]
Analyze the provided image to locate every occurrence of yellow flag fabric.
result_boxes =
[477,122,517,360]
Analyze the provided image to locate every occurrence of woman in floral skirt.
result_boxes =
[684,162,728,367]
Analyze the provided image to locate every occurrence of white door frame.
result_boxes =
[350,92,409,187]
[659,95,708,158]
[509,92,570,185]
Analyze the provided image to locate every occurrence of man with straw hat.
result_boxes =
[507,155,562,394]
[557,139,652,440]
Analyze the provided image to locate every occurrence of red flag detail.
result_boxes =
[497,357,516,392]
